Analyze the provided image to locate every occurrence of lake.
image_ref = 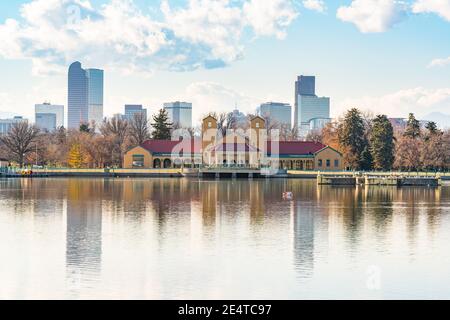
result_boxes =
[0,178,449,299]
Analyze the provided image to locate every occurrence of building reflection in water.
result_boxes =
[66,179,103,296]
[292,203,315,279]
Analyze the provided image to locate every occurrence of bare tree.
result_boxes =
[0,121,40,167]
[129,113,150,146]
[305,129,323,143]
[100,116,129,167]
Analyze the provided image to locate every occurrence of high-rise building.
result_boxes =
[163,102,192,128]
[0,116,26,135]
[68,62,103,129]
[124,105,147,120]
[309,117,331,132]
[296,76,316,96]
[294,75,330,137]
[35,113,57,132]
[35,103,64,130]
[87,69,104,126]
[258,102,292,128]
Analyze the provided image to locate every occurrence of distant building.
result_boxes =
[0,116,26,135]
[87,68,104,127]
[389,118,430,131]
[0,158,9,167]
[309,117,331,132]
[294,75,330,138]
[68,62,104,129]
[164,102,192,128]
[35,103,64,130]
[124,105,147,120]
[258,102,292,128]
[229,109,248,128]
[295,75,316,96]
[35,113,57,132]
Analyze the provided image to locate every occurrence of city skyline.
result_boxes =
[0,1,449,128]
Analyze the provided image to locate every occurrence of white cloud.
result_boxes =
[337,87,450,120]
[413,0,450,21]
[243,0,298,39]
[303,0,326,13]
[337,0,408,33]
[0,0,299,76]
[428,56,450,67]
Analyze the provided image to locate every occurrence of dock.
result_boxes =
[318,173,442,187]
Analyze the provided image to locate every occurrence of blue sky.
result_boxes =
[0,0,450,127]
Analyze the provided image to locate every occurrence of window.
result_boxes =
[318,159,323,167]
[256,122,260,128]
[326,159,331,167]
[132,155,145,167]
[208,121,212,128]
[334,159,339,167]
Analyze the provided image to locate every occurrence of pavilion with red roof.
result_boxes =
[123,115,343,171]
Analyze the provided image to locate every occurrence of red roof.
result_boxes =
[266,141,326,155]
[141,139,202,155]
[140,139,326,156]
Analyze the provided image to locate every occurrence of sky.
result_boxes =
[0,0,449,127]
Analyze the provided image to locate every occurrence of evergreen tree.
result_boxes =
[338,108,368,170]
[370,115,395,171]
[151,109,172,140]
[360,146,373,171]
[79,123,91,133]
[68,143,85,168]
[404,113,421,139]
[425,121,438,135]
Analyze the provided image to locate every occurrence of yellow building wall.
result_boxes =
[314,147,343,171]
[123,146,153,169]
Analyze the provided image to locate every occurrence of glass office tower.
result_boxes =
[163,102,192,128]
[68,62,103,129]
[35,103,64,129]
[124,105,147,120]
[294,75,330,137]
[258,102,292,128]
[87,69,104,126]
[35,113,57,132]
[68,62,88,129]
[0,116,26,135]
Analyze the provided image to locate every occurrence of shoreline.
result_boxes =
[1,169,449,181]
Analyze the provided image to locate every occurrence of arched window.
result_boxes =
[153,158,161,168]
[163,159,172,168]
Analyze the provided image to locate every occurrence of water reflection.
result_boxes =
[66,179,103,297]
[0,178,449,299]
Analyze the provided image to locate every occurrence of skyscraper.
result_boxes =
[68,62,103,129]
[258,102,292,128]
[87,69,104,126]
[163,102,192,128]
[35,103,64,129]
[124,105,147,120]
[294,75,330,137]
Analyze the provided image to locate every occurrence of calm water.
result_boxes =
[0,178,449,300]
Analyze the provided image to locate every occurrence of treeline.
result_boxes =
[0,109,176,168]
[2,106,449,171]
[311,108,450,171]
